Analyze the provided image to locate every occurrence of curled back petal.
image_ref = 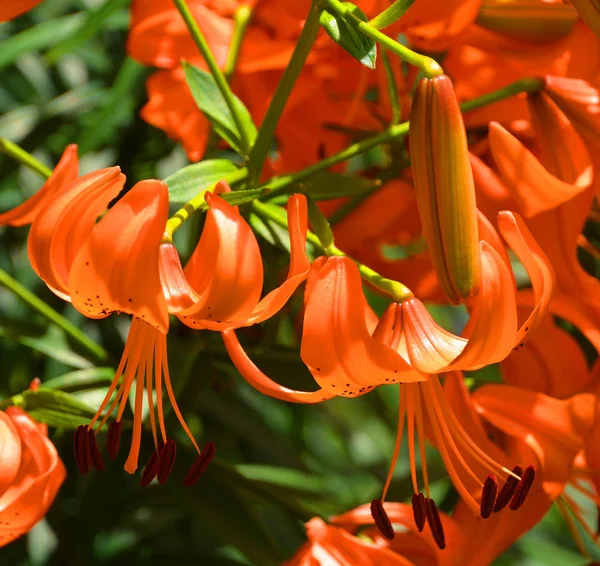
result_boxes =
[0,412,21,497]
[497,211,555,344]
[69,180,169,332]
[0,0,42,21]
[489,121,592,217]
[27,168,125,300]
[0,408,65,547]
[0,145,78,227]
[446,241,518,370]
[241,194,310,326]
[177,192,263,329]
[159,242,201,314]
[222,329,334,404]
[301,257,419,396]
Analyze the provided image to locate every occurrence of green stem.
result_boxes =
[248,0,323,185]
[164,167,248,240]
[325,0,443,78]
[172,0,251,152]
[0,268,109,363]
[0,138,52,178]
[264,76,545,198]
[224,5,254,80]
[252,200,413,302]
[381,49,401,125]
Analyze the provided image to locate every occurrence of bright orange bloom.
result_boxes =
[284,517,416,566]
[0,0,42,21]
[0,145,78,227]
[0,407,65,546]
[160,182,310,330]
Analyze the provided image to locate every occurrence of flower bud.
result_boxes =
[477,0,578,42]
[409,75,480,305]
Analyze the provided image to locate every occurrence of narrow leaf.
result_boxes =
[320,4,377,69]
[307,196,334,249]
[18,388,98,428]
[164,159,238,203]
[182,61,257,154]
[369,0,416,30]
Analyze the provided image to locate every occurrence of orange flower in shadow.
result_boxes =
[0,145,78,227]
[284,517,416,566]
[0,407,65,547]
[160,182,310,331]
[0,0,42,21]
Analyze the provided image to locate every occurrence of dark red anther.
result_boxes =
[480,474,498,519]
[140,447,161,487]
[425,498,445,550]
[370,500,395,540]
[411,493,426,532]
[509,465,535,511]
[88,428,105,472]
[493,465,523,513]
[184,441,216,487]
[157,439,177,484]
[106,420,123,461]
[73,425,91,475]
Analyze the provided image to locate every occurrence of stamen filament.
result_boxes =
[406,386,419,495]
[381,386,406,502]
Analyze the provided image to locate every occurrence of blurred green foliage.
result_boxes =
[0,1,596,565]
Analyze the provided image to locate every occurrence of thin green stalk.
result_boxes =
[172,0,251,152]
[326,0,443,78]
[0,268,109,363]
[164,167,248,240]
[381,49,401,125]
[248,0,323,185]
[251,200,413,302]
[224,5,254,80]
[0,138,52,178]
[264,76,545,198]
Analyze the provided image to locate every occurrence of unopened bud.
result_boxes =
[477,0,577,42]
[410,75,480,305]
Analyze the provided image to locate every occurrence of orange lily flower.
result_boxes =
[0,0,42,21]
[0,145,78,227]
[160,183,310,331]
[284,517,416,566]
[0,407,65,546]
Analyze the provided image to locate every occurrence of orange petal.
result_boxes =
[489,121,592,217]
[222,329,334,404]
[241,194,310,325]
[69,180,170,332]
[0,408,66,547]
[159,242,201,314]
[473,385,595,498]
[27,168,125,300]
[0,145,78,227]
[497,211,555,344]
[300,257,419,396]
[0,412,21,496]
[0,0,41,21]
[177,192,263,329]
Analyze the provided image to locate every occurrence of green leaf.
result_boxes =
[17,388,98,428]
[0,14,85,71]
[164,159,238,203]
[43,367,114,392]
[368,0,416,30]
[307,196,334,249]
[320,5,377,69]
[182,61,257,155]
[288,171,380,200]
[218,188,268,208]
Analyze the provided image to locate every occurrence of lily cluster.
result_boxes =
[1,0,600,563]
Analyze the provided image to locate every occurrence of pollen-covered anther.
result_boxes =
[480,474,498,519]
[411,492,426,532]
[184,441,216,487]
[88,429,105,472]
[106,420,122,461]
[370,499,395,540]
[425,498,445,550]
[73,425,91,475]
[493,465,523,512]
[140,444,163,487]
[157,439,177,485]
[509,464,536,511]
